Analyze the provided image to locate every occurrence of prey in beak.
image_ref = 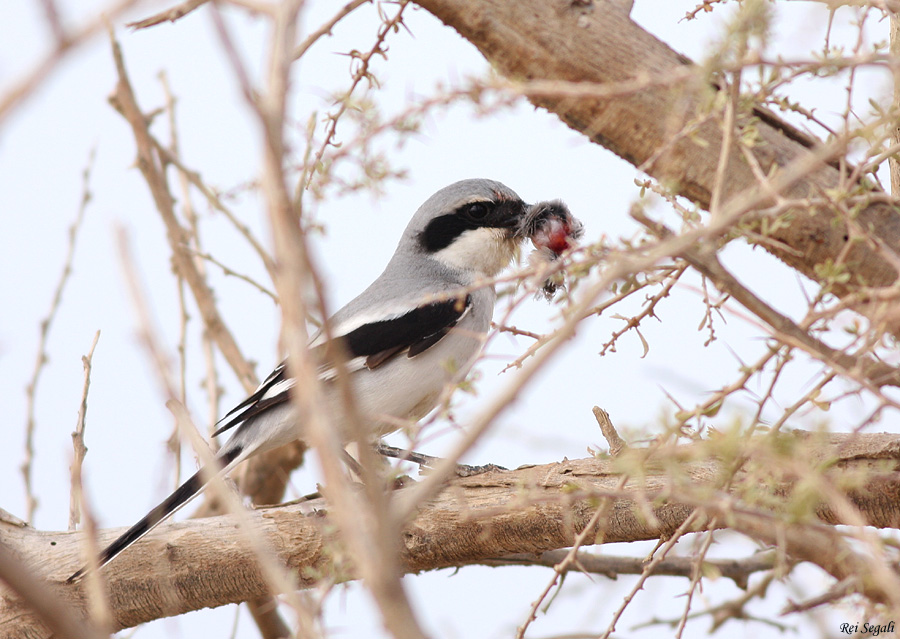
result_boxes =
[518,200,584,299]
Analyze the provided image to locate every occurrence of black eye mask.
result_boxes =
[418,198,528,253]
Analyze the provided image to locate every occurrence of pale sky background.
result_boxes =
[0,1,894,638]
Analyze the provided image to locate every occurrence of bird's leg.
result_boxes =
[374,443,506,477]
[340,448,365,478]
[374,443,439,467]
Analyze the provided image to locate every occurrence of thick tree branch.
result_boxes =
[3,430,900,637]
[0,543,102,639]
[414,0,900,328]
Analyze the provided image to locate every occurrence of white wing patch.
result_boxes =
[257,363,286,389]
[317,355,368,381]
[260,377,296,401]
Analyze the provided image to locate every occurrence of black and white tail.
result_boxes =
[67,446,243,583]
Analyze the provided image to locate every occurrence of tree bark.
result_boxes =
[3,430,899,637]
[414,0,900,326]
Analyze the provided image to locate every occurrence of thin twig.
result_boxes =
[71,440,113,635]
[491,321,541,340]
[151,140,276,279]
[710,67,742,219]
[598,262,686,356]
[108,28,259,392]
[38,0,67,45]
[188,248,279,302]
[213,0,338,635]
[293,0,370,59]
[68,331,101,530]
[158,69,227,444]
[631,207,900,389]
[516,475,630,639]
[127,0,209,30]
[0,0,141,125]
[599,511,705,639]
[633,573,781,633]
[674,523,719,639]
[302,0,410,193]
[23,147,95,523]
[782,577,856,614]
[592,407,626,457]
[483,550,777,590]
[67,330,112,633]
[160,70,191,483]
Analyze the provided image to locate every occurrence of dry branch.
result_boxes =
[106,23,308,554]
[0,544,103,639]
[68,331,101,531]
[631,207,900,389]
[0,0,142,126]
[127,0,208,29]
[3,430,900,637]
[413,0,900,328]
[109,30,313,636]
[23,148,96,525]
[108,28,259,394]
[479,549,778,590]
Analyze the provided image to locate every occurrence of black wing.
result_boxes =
[212,363,291,437]
[339,294,472,368]
[212,294,471,438]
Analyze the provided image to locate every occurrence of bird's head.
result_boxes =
[403,179,529,279]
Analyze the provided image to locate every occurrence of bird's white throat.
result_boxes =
[432,227,517,277]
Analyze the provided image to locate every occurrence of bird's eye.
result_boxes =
[467,202,490,219]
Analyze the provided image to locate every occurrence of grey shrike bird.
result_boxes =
[68,178,539,582]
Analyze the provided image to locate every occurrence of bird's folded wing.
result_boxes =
[212,294,472,437]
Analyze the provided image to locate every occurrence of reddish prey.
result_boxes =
[520,199,584,298]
